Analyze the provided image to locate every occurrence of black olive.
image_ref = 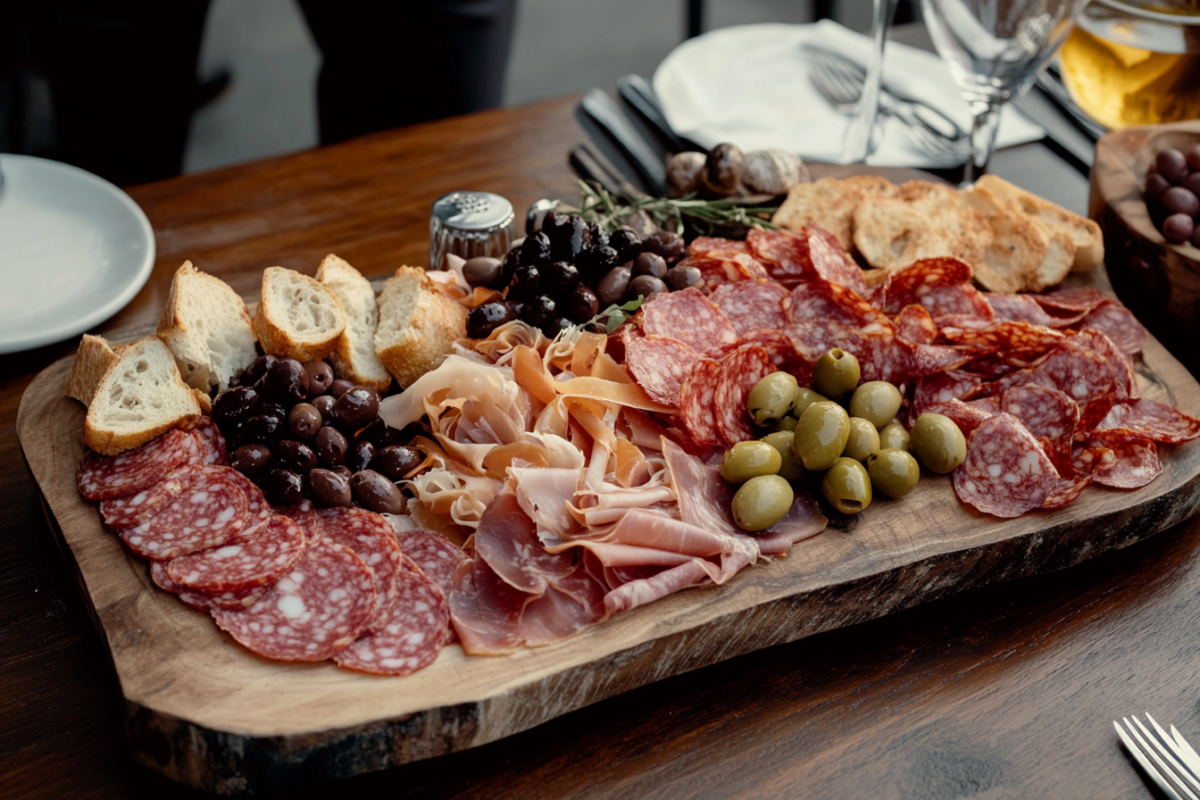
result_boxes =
[642,231,687,265]
[500,245,524,289]
[345,439,376,474]
[506,300,526,322]
[239,414,284,445]
[350,470,406,514]
[259,468,303,506]
[311,394,336,421]
[243,355,277,386]
[273,440,317,473]
[539,261,580,300]
[315,425,349,467]
[230,443,272,477]
[332,386,380,432]
[520,294,556,328]
[608,229,643,263]
[462,257,503,289]
[633,252,668,279]
[212,386,259,430]
[308,468,352,507]
[288,403,322,440]
[467,301,513,340]
[542,317,573,339]
[257,401,288,422]
[566,284,599,323]
[587,222,609,250]
[357,418,401,449]
[262,358,309,404]
[665,265,702,291]
[327,379,355,399]
[302,361,334,398]
[370,445,422,481]
[506,264,541,301]
[521,230,552,265]
[627,274,668,301]
[544,213,589,260]
[596,265,633,307]
[576,245,619,284]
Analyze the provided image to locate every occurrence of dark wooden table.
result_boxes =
[3,65,1192,800]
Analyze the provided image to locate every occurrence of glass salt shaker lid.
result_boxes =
[429,191,516,270]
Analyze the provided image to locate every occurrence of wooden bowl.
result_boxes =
[1089,119,1200,377]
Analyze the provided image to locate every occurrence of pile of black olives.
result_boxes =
[463,211,700,340]
[212,355,423,514]
[719,348,968,531]
[1144,145,1200,246]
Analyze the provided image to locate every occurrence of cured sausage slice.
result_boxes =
[986,294,1055,327]
[876,257,974,315]
[99,466,191,529]
[394,529,468,596]
[1076,302,1148,355]
[1000,384,1079,444]
[622,329,700,408]
[166,513,307,594]
[786,281,892,331]
[679,357,725,447]
[77,429,200,501]
[690,237,750,259]
[640,288,738,354]
[318,506,402,632]
[210,539,376,662]
[895,305,938,346]
[333,554,452,676]
[1034,287,1107,314]
[709,281,790,336]
[1089,432,1162,489]
[909,370,986,426]
[275,499,326,545]
[1095,398,1200,444]
[182,416,227,466]
[952,413,1060,518]
[738,329,814,385]
[923,399,993,437]
[938,320,1064,358]
[151,559,269,611]
[120,465,251,559]
[714,345,773,445]
[748,227,864,291]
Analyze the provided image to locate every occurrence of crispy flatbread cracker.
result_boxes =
[853,181,991,274]
[958,184,1050,294]
[772,175,896,250]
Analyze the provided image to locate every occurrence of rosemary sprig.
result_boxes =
[558,180,778,237]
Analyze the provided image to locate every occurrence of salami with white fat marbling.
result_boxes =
[952,413,1060,518]
[679,357,724,447]
[77,429,200,501]
[714,345,773,445]
[394,529,467,596]
[120,464,250,559]
[639,287,738,354]
[99,465,192,529]
[166,513,306,594]
[709,280,790,336]
[318,506,402,632]
[151,558,269,610]
[622,328,700,407]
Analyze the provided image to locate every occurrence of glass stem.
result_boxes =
[962,98,1003,184]
[842,0,897,164]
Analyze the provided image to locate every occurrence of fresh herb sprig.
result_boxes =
[587,298,643,334]
[558,180,778,238]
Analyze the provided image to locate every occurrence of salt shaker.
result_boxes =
[428,191,516,270]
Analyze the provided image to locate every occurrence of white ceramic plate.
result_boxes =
[0,154,155,354]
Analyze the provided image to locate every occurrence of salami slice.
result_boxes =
[952,413,1060,518]
[1089,432,1162,488]
[166,513,306,593]
[77,429,200,501]
[318,506,402,632]
[999,384,1079,443]
[640,287,738,354]
[275,499,326,544]
[918,283,995,320]
[1075,301,1148,355]
[679,357,725,447]
[709,280,790,336]
[938,320,1064,357]
[395,530,468,595]
[99,465,192,529]
[120,465,251,559]
[909,370,987,426]
[986,294,1055,327]
[210,539,377,661]
[1042,474,1094,510]
[924,399,994,437]
[333,554,452,676]
[739,329,813,385]
[151,559,269,610]
[680,256,761,292]
[1034,287,1108,314]
[895,304,938,346]
[713,345,773,445]
[1095,398,1200,443]
[877,257,975,315]
[182,416,227,466]
[786,281,892,331]
[1071,440,1117,476]
[622,328,701,407]
[690,237,750,259]
[748,227,864,292]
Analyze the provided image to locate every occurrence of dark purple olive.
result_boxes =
[467,301,513,339]
[499,245,524,289]
[330,465,353,479]
[345,439,376,474]
[462,256,504,289]
[596,265,632,307]
[627,274,667,301]
[350,470,406,514]
[1163,186,1200,217]
[540,260,580,299]
[566,284,599,323]
[520,294,556,328]
[576,245,619,283]
[259,469,303,506]
[315,425,349,467]
[1187,144,1200,171]
[1192,224,1200,248]
[587,223,609,249]
[633,252,668,279]
[328,379,354,399]
[311,393,336,420]
[1163,213,1195,243]
[308,468,352,507]
[665,265,702,291]
[230,443,272,477]
[544,213,589,260]
[1184,172,1200,197]
[262,358,308,404]
[542,317,572,339]
[641,231,687,265]
[239,414,283,444]
[273,440,317,473]
[302,361,334,398]
[357,418,401,449]
[257,401,288,422]
[1158,148,1189,184]
[243,355,277,386]
[521,230,552,265]
[332,386,380,432]
[288,403,322,440]
[370,445,422,481]
[212,386,259,429]
[608,229,643,263]
[507,264,542,301]
[506,300,526,323]
[1145,173,1172,204]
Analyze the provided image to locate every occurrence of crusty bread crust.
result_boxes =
[316,254,391,390]
[66,334,118,405]
[976,174,1103,273]
[854,181,991,275]
[252,267,346,362]
[374,266,467,389]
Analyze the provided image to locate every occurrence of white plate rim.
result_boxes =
[0,154,156,354]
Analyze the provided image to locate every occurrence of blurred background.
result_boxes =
[0,0,884,183]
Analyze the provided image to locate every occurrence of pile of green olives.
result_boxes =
[725,348,970,527]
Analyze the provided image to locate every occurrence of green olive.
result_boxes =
[719,441,781,484]
[792,387,828,420]
[747,372,799,427]
[843,417,881,462]
[732,475,794,531]
[821,457,872,514]
[760,431,805,482]
[812,348,861,400]
[849,381,903,429]
[867,449,920,499]
[911,413,968,474]
[792,401,850,471]
[879,422,911,452]
[772,415,799,433]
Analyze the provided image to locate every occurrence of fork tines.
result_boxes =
[1114,714,1200,800]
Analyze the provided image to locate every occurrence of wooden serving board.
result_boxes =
[17,277,1200,796]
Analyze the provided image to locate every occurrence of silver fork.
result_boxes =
[1114,714,1200,800]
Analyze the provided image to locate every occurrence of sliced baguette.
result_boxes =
[252,266,347,362]
[976,174,1103,272]
[772,174,897,251]
[66,334,118,405]
[957,185,1051,294]
[84,337,202,455]
[156,261,259,397]
[316,254,391,390]
[853,181,992,273]
[374,266,467,389]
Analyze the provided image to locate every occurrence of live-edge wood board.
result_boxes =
[17,277,1200,796]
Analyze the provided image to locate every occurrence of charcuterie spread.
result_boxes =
[65,175,1200,678]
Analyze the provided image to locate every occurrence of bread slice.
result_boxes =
[957,185,1050,294]
[853,181,992,273]
[315,254,391,390]
[772,175,897,250]
[83,336,202,455]
[67,334,118,405]
[374,266,467,389]
[976,174,1103,272]
[156,261,259,397]
[252,266,347,362]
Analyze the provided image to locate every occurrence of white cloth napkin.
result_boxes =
[652,20,1046,169]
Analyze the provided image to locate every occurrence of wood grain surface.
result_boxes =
[2,78,1193,800]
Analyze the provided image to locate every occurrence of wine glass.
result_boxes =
[921,0,1084,182]
[842,0,899,163]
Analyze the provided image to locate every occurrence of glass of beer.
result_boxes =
[1057,0,1200,130]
